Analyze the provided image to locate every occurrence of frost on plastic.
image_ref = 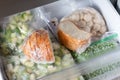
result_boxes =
[0,8,75,80]
[61,7,107,40]
[72,32,119,63]
[0,10,33,56]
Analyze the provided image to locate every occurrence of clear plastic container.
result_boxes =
[0,0,120,80]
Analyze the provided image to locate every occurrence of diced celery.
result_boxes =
[54,56,61,66]
[24,61,35,68]
[30,73,36,80]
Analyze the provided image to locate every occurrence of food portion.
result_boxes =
[5,44,74,80]
[0,11,33,55]
[53,6,119,80]
[61,7,107,40]
[22,30,55,64]
[0,11,75,80]
[57,20,91,53]
[56,7,111,57]
[72,34,118,63]
[57,7,108,54]
[83,61,120,80]
[0,5,119,80]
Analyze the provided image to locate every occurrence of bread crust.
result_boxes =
[57,21,91,51]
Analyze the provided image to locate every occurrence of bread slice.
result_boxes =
[22,30,55,64]
[57,20,91,51]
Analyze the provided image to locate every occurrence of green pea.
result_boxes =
[83,61,120,79]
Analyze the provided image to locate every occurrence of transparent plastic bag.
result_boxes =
[38,0,110,55]
[72,32,119,63]
[84,66,120,80]
[0,10,34,56]
[1,0,120,80]
[82,47,120,80]
[0,8,75,80]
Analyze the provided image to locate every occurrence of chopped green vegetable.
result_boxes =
[90,33,118,46]
[83,62,120,80]
[0,11,33,56]
[0,10,75,80]
[72,34,118,63]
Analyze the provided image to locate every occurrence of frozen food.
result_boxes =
[56,7,108,54]
[57,20,91,53]
[61,7,107,40]
[0,11,33,55]
[22,30,55,64]
[72,33,118,63]
[5,39,74,80]
[0,11,75,80]
[83,61,120,80]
